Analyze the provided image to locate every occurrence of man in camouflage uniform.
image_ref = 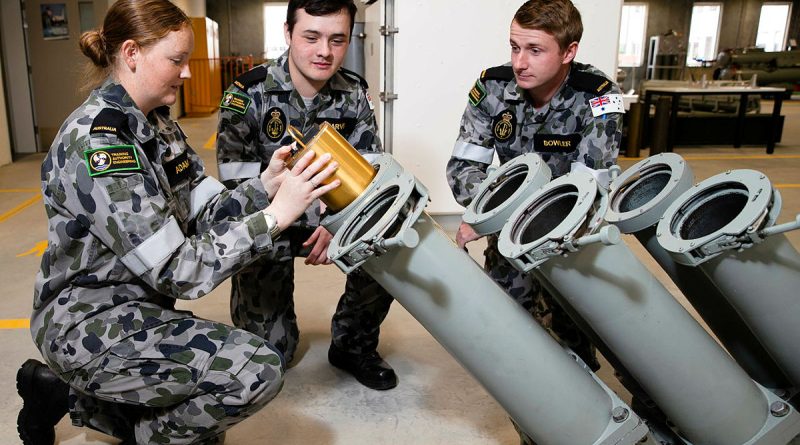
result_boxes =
[216,0,397,390]
[446,0,623,416]
[20,76,321,443]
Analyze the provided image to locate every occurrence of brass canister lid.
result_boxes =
[286,122,376,212]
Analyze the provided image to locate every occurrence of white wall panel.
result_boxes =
[391,0,623,214]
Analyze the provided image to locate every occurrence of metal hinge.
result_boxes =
[379,92,398,102]
[379,26,399,36]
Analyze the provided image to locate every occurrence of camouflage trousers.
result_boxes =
[62,318,284,444]
[230,228,394,364]
[484,235,598,368]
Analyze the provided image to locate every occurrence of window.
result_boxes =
[618,3,648,67]
[756,3,792,52]
[686,3,722,66]
[264,2,289,59]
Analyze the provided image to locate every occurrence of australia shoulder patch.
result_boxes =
[220,91,251,115]
[589,94,625,117]
[84,145,142,176]
[469,80,487,107]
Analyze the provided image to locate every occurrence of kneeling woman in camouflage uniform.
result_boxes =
[16,1,340,443]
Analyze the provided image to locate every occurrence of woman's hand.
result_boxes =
[264,151,339,230]
[260,145,293,200]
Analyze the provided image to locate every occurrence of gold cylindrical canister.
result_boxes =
[286,122,377,212]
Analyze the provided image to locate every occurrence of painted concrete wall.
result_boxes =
[0,53,12,167]
[207,0,266,58]
[390,0,623,214]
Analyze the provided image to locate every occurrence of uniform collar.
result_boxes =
[265,50,357,96]
[504,65,578,112]
[95,79,159,143]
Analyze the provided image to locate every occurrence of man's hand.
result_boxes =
[456,221,482,248]
[303,226,334,265]
[260,145,293,199]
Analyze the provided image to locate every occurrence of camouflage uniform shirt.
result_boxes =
[447,62,623,206]
[217,51,381,227]
[32,79,276,374]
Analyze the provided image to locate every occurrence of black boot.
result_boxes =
[17,359,70,445]
[328,345,398,391]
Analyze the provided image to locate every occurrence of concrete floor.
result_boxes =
[1,101,799,444]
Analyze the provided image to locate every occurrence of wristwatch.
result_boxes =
[263,212,281,239]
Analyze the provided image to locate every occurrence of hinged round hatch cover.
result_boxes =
[498,171,603,262]
[463,153,552,236]
[656,169,775,265]
[606,153,693,234]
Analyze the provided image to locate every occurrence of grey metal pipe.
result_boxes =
[534,241,767,444]
[605,154,791,391]
[701,234,800,388]
[324,155,650,445]
[635,226,791,391]
[657,170,800,391]
[497,171,800,444]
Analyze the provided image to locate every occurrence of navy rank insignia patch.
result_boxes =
[265,107,287,142]
[533,133,582,153]
[468,80,486,107]
[219,91,251,115]
[492,110,516,142]
[84,145,142,176]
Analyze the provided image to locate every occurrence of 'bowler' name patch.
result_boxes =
[164,151,190,186]
[534,134,582,153]
[220,91,251,115]
[84,145,142,176]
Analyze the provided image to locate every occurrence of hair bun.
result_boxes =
[79,30,109,68]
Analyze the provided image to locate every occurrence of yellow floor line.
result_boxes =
[776,184,800,189]
[203,132,216,150]
[0,194,41,223]
[620,154,800,161]
[0,319,30,329]
[0,188,39,193]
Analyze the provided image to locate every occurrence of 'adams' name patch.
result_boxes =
[164,151,190,186]
[84,145,142,176]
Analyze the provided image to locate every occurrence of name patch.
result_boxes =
[534,134,582,153]
[220,91,251,115]
[264,107,287,142]
[164,151,190,186]
[314,117,357,137]
[84,145,142,176]
[491,110,516,142]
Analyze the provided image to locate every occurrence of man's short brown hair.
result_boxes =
[513,0,583,51]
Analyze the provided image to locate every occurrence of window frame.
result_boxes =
[618,2,649,68]
[755,2,792,52]
[685,2,723,67]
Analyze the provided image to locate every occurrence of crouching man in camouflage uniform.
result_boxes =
[16,1,340,444]
[216,0,398,390]
[446,0,624,441]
